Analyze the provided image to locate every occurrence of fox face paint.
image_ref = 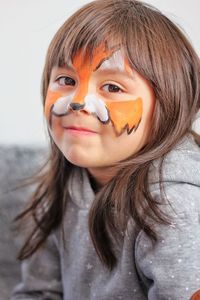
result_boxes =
[45,46,143,135]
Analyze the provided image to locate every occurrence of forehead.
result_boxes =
[64,47,133,77]
[97,50,126,72]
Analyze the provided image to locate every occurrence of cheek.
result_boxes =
[105,98,143,135]
[142,94,155,129]
[97,131,138,163]
[44,90,63,122]
[48,117,63,142]
[138,81,155,125]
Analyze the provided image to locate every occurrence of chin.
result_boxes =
[60,148,98,168]
[67,158,100,169]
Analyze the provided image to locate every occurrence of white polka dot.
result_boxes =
[171,275,175,279]
[86,263,93,270]
[185,287,189,291]
[178,259,182,263]
[170,223,176,228]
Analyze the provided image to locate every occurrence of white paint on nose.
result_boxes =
[84,94,109,122]
[52,94,74,115]
[52,92,109,123]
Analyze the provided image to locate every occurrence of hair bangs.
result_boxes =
[46,2,135,71]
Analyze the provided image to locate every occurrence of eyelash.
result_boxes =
[102,84,124,93]
[56,76,76,86]
[55,76,124,93]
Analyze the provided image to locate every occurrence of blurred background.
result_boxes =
[1,0,200,146]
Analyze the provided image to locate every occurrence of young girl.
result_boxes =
[12,0,200,299]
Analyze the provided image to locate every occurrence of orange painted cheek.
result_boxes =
[44,90,63,121]
[105,98,143,135]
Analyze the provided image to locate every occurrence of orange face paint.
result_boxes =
[71,45,112,104]
[45,45,143,135]
[106,98,142,134]
[45,90,63,122]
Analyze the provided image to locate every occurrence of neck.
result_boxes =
[87,166,117,188]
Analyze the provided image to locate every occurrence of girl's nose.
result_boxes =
[70,103,85,111]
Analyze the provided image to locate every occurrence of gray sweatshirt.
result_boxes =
[11,134,200,300]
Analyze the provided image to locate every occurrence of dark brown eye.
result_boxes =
[103,84,122,93]
[57,76,76,86]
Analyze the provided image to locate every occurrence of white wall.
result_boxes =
[1,0,200,145]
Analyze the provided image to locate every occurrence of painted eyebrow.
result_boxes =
[56,65,75,72]
[54,63,135,80]
[93,68,135,80]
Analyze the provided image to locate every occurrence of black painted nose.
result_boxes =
[70,103,85,111]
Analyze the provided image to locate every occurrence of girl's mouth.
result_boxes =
[63,126,98,136]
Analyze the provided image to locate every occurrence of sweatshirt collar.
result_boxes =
[68,166,95,209]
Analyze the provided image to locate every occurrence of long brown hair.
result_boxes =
[15,0,200,270]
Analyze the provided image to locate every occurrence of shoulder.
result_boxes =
[134,134,200,298]
[148,133,200,225]
[149,133,200,188]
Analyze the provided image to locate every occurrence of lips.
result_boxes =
[64,126,96,133]
[63,125,98,134]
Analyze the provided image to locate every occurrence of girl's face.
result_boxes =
[45,46,155,184]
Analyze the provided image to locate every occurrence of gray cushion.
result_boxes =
[0,145,47,300]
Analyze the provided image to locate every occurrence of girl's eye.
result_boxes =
[102,84,123,93]
[56,76,76,86]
